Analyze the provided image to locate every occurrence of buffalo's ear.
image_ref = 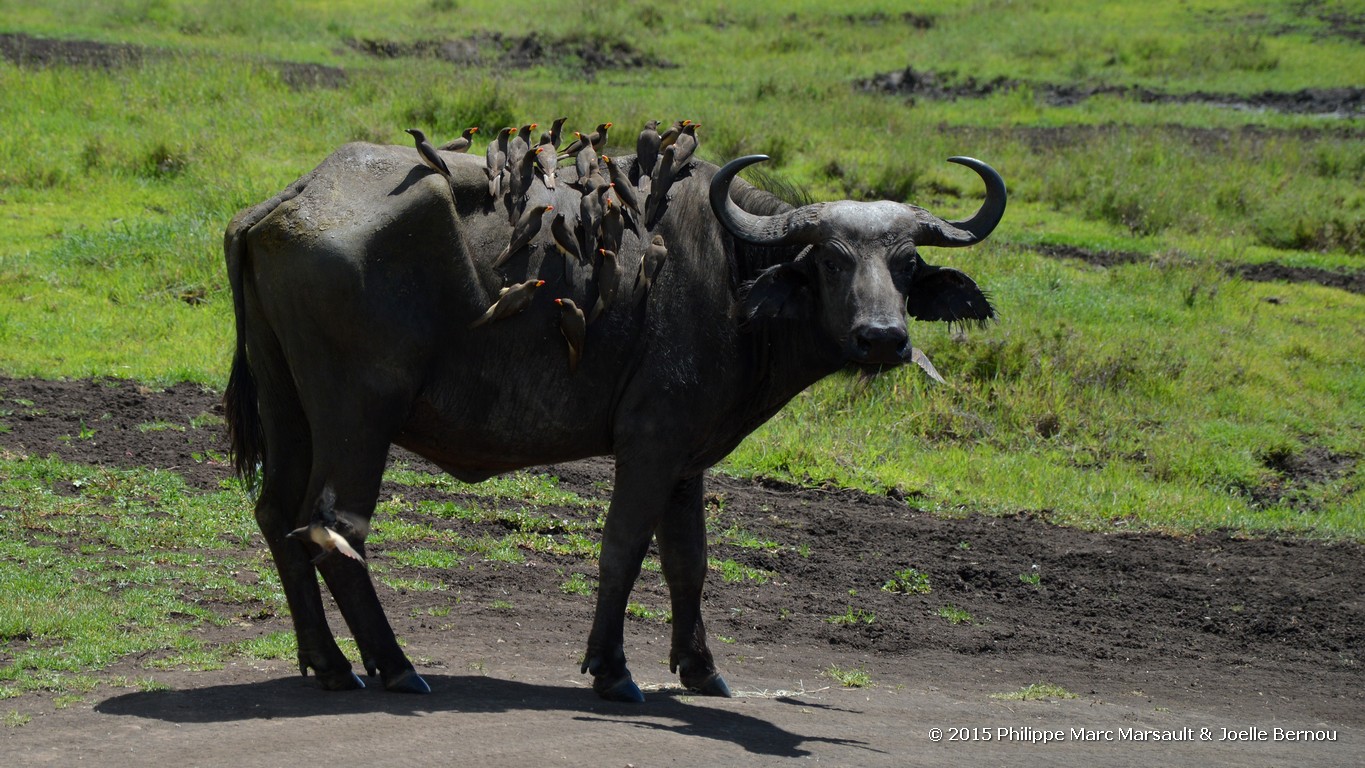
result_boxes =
[905,263,996,324]
[739,261,812,324]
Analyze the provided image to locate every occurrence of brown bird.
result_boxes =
[550,211,585,270]
[646,145,677,227]
[669,122,700,171]
[562,122,612,157]
[598,194,625,256]
[658,119,689,151]
[469,278,546,328]
[588,248,620,323]
[603,157,642,227]
[535,133,558,190]
[570,135,600,190]
[555,298,586,373]
[486,126,515,197]
[578,182,604,258]
[636,119,661,179]
[507,146,543,222]
[548,116,570,150]
[439,126,479,152]
[288,521,365,565]
[493,203,553,268]
[405,128,450,179]
[508,122,538,169]
[635,234,668,293]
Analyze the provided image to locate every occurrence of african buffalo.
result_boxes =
[224,137,1005,701]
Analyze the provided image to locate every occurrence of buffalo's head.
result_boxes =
[712,155,1004,368]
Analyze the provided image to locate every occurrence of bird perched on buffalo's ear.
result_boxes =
[439,126,479,153]
[494,202,553,268]
[405,128,451,179]
[635,234,669,294]
[554,298,586,373]
[589,248,620,324]
[470,279,546,328]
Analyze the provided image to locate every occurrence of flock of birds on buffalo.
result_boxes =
[404,118,701,374]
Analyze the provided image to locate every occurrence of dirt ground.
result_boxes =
[2,377,1362,766]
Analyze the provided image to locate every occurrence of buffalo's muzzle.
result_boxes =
[849,322,911,365]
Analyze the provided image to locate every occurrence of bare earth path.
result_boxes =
[2,377,1361,766]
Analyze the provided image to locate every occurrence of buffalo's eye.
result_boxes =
[821,257,842,274]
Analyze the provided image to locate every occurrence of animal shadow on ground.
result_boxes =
[93,675,870,758]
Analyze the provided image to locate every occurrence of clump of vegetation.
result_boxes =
[937,605,974,625]
[826,606,876,626]
[882,567,932,595]
[825,664,872,688]
[990,683,1078,701]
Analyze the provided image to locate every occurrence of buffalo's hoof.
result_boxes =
[383,668,431,694]
[363,657,379,677]
[317,669,366,691]
[594,675,645,703]
[685,671,733,698]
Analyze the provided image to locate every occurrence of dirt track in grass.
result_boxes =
[2,377,1362,766]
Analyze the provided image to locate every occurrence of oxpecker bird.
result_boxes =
[562,122,612,157]
[604,158,642,232]
[548,116,570,150]
[554,298,586,373]
[578,182,604,258]
[507,147,544,222]
[635,234,668,293]
[550,212,585,271]
[535,133,558,189]
[288,522,365,565]
[405,128,450,179]
[599,194,625,256]
[636,119,661,179]
[494,202,553,268]
[439,126,479,153]
[486,126,515,197]
[670,123,700,171]
[588,248,620,324]
[658,119,689,151]
[646,145,678,227]
[469,279,546,328]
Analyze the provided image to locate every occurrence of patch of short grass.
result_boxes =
[991,683,1079,702]
[824,664,872,688]
[937,605,974,625]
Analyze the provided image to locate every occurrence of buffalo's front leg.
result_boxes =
[655,474,731,697]
[582,462,673,702]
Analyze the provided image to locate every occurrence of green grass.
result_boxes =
[937,605,974,625]
[824,664,872,688]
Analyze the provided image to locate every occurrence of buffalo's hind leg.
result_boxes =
[251,363,364,691]
[656,475,731,697]
[302,404,430,694]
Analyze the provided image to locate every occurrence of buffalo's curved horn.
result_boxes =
[914,156,1007,247]
[710,155,822,246]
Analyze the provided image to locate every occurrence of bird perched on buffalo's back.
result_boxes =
[578,182,604,258]
[636,119,661,181]
[534,133,557,190]
[405,128,451,180]
[635,234,669,295]
[646,145,677,227]
[554,298,586,373]
[507,122,538,169]
[598,193,625,256]
[506,146,544,223]
[470,278,546,328]
[658,119,689,151]
[589,248,620,324]
[493,203,553,269]
[548,117,570,152]
[603,158,642,233]
[561,122,612,158]
[439,126,479,153]
[550,212,585,274]
[486,126,515,197]
[669,122,700,172]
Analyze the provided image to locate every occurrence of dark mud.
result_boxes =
[344,31,672,75]
[859,66,1365,117]
[1030,243,1365,295]
[1,375,1362,729]
[0,32,142,68]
